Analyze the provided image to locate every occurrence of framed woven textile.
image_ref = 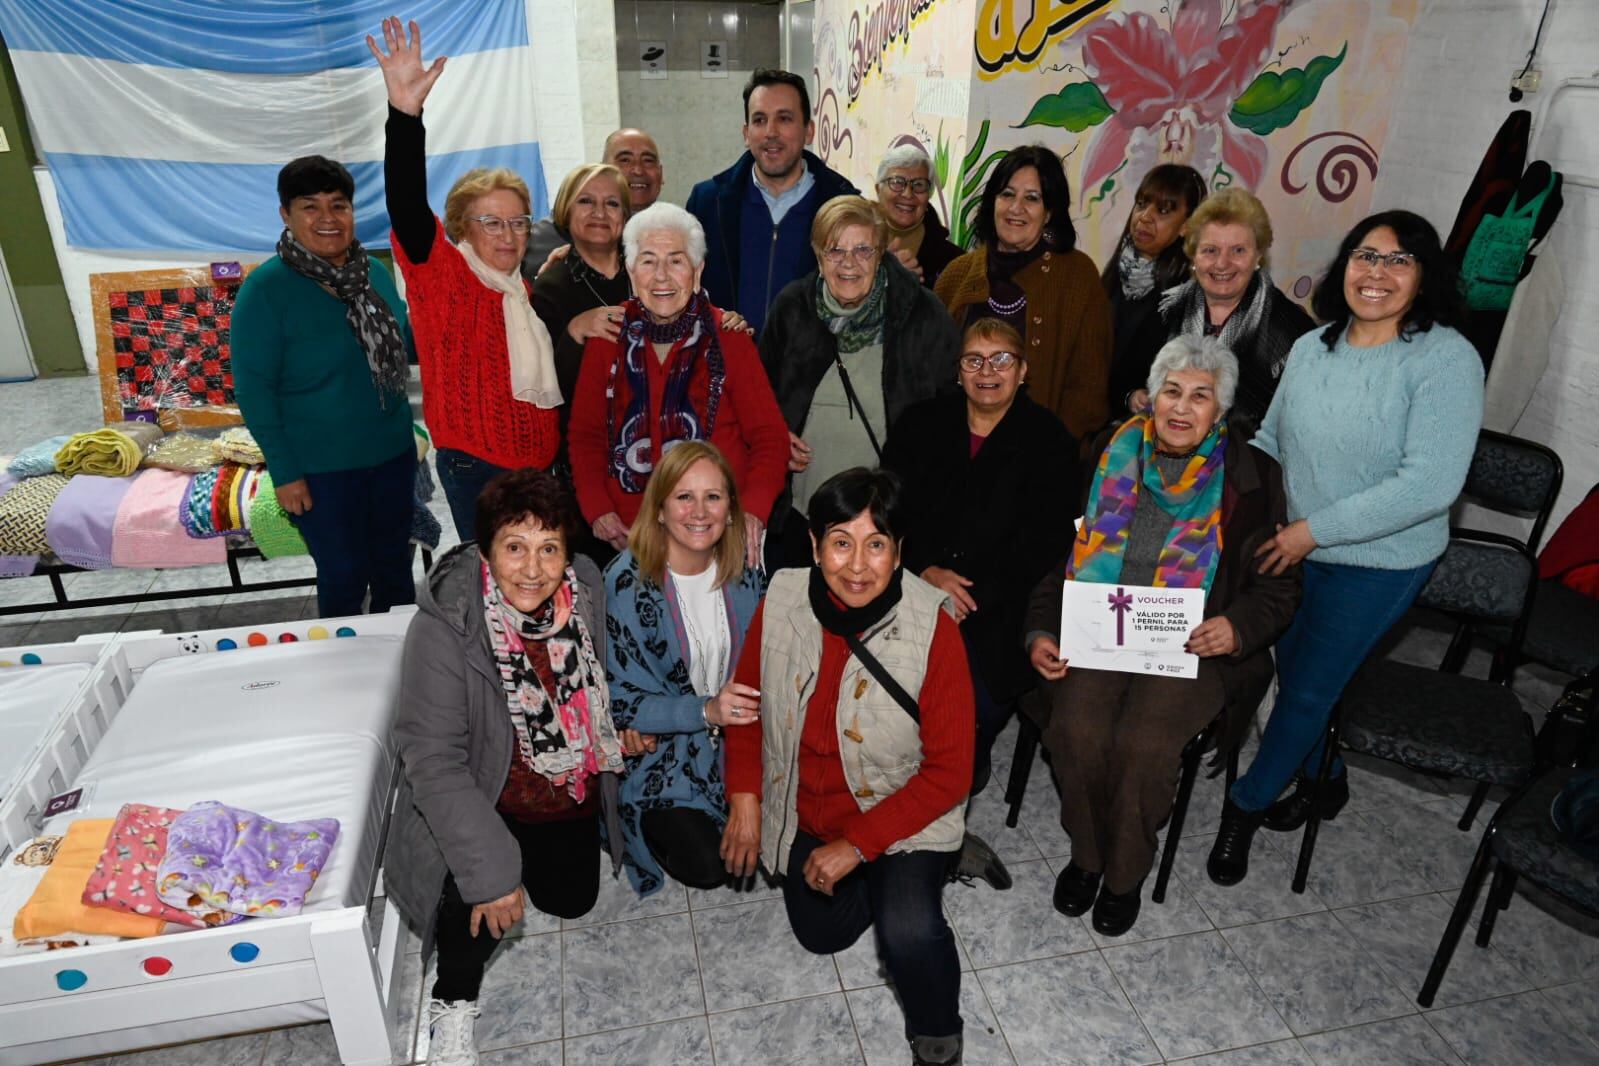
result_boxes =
[90,266,255,429]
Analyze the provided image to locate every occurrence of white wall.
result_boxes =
[1374,0,1599,531]
[37,0,620,373]
[614,1,782,207]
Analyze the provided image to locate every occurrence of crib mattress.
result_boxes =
[0,663,91,803]
[42,637,404,914]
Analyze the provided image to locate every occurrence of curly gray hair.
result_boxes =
[1146,334,1239,414]
[623,202,707,269]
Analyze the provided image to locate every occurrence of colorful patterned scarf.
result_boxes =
[482,561,625,801]
[1068,414,1228,590]
[606,293,726,495]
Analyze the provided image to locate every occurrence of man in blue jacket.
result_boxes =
[686,69,858,336]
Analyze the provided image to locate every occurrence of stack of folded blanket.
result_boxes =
[213,428,265,467]
[1,801,340,955]
[53,424,164,478]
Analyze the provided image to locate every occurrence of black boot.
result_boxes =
[950,832,1012,890]
[1262,772,1350,832]
[1091,878,1145,937]
[910,1033,963,1065]
[1052,863,1101,917]
[1207,798,1265,887]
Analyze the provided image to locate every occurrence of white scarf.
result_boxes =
[457,241,563,409]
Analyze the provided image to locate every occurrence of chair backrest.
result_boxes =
[1461,429,1564,551]
[1417,534,1537,629]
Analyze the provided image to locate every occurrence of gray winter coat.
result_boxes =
[385,544,622,955]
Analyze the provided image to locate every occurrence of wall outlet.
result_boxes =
[1511,69,1543,93]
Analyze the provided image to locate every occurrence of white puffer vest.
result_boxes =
[757,568,966,874]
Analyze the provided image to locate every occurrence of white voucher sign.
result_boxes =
[1058,580,1204,679]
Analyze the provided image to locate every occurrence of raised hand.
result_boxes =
[366,16,446,117]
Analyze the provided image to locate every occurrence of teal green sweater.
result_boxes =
[1251,323,1484,570]
[231,256,416,485]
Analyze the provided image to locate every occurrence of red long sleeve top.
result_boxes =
[392,218,561,471]
[723,601,975,861]
[567,315,789,526]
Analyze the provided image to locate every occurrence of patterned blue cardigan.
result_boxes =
[603,550,763,896]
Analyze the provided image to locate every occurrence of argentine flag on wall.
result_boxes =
[0,0,546,252]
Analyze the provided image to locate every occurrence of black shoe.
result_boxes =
[1091,879,1145,937]
[1262,772,1350,832]
[1052,862,1102,917]
[1207,798,1265,887]
[950,832,1012,890]
[910,1033,963,1065]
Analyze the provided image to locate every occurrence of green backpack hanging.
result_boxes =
[1460,171,1557,311]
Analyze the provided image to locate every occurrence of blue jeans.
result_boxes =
[1231,557,1436,811]
[434,447,513,544]
[294,447,417,618]
[782,831,961,1039]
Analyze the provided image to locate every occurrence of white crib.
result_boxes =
[0,609,417,1065]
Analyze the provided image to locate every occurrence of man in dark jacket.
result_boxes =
[685,68,857,336]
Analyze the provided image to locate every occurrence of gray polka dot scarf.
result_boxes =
[276,229,409,405]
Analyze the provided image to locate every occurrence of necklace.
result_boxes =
[572,254,631,307]
[987,292,1026,315]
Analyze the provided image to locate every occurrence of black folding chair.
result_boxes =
[1419,670,1599,1006]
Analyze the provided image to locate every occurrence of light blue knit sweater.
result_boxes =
[1250,323,1484,570]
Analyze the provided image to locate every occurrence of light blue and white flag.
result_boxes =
[0,0,547,251]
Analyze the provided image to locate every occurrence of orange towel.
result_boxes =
[13,819,166,940]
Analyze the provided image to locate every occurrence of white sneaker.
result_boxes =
[425,997,481,1066]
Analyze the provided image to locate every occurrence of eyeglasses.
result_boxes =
[822,244,880,265]
[880,176,933,195]
[959,351,1020,373]
[469,214,534,236]
[1350,248,1417,273]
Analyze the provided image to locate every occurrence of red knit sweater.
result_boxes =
[567,314,789,526]
[392,218,560,470]
[724,601,975,861]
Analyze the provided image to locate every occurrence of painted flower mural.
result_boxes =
[1017,0,1348,210]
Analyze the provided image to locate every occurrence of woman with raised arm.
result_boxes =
[370,17,563,542]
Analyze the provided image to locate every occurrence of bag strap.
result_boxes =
[834,354,884,462]
[843,631,919,724]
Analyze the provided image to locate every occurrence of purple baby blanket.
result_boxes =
[156,801,340,919]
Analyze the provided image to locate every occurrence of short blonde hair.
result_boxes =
[626,441,746,589]
[810,195,888,256]
[962,317,1024,355]
[443,167,532,243]
[1183,187,1274,268]
[551,164,631,232]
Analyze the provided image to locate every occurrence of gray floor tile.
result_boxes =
[1475,885,1599,988]
[1223,912,1415,1035]
[1061,860,1214,948]
[563,911,704,1037]
[98,1032,268,1065]
[479,1041,561,1065]
[1177,832,1329,929]
[1358,798,1486,894]
[260,1022,341,1066]
[693,897,840,1012]
[964,774,1047,863]
[1173,1039,1316,1064]
[1341,751,1451,813]
[847,982,1015,1065]
[1275,812,1435,909]
[978,952,1160,1066]
[685,873,783,910]
[1540,978,1599,1047]
[1426,989,1599,1065]
[212,592,316,630]
[563,1017,714,1065]
[706,993,865,1065]
[1105,930,1291,1060]
[1299,1015,1464,1065]
[421,931,563,1052]
[944,858,1095,968]
[1332,894,1532,1008]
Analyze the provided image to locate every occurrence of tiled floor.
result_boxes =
[5,376,1597,1065]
